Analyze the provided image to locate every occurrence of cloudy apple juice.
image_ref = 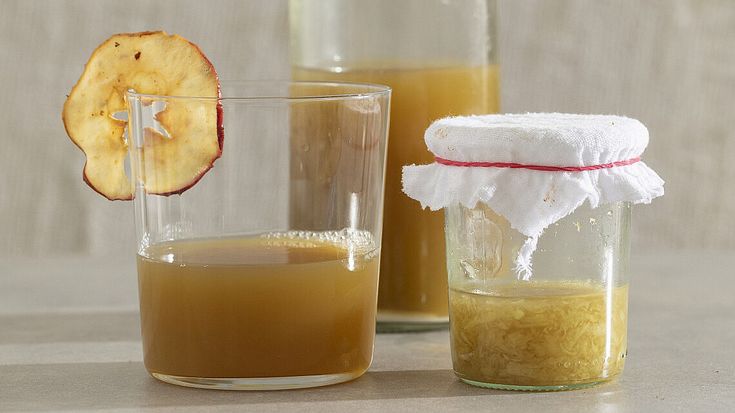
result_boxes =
[137,233,379,380]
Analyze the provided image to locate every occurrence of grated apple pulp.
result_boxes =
[449,281,628,387]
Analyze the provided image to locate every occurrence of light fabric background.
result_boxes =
[1,0,733,257]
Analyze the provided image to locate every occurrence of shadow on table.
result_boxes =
[2,362,511,411]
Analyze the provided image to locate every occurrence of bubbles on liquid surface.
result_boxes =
[261,228,378,258]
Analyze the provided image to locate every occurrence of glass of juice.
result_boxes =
[291,0,500,331]
[126,81,391,390]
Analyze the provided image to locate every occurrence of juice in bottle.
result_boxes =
[293,65,500,327]
[137,233,379,380]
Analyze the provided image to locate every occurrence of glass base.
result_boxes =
[459,377,612,392]
[151,371,361,390]
[376,320,448,333]
[376,311,449,333]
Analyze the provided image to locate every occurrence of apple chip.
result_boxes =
[62,31,223,200]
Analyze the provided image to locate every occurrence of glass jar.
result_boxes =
[445,201,631,391]
[291,0,500,331]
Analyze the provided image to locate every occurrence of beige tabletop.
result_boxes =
[1,251,733,412]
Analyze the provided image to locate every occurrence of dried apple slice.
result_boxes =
[62,31,223,200]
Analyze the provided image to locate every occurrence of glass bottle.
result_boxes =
[290,0,500,331]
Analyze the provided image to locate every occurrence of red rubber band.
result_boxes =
[434,156,641,172]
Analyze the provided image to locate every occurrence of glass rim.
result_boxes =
[126,80,391,102]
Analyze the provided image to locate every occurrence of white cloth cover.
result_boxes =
[402,113,665,278]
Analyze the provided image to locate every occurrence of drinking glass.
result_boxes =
[126,81,391,390]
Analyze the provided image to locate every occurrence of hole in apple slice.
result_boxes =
[150,101,171,139]
[111,110,128,122]
[114,102,172,142]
